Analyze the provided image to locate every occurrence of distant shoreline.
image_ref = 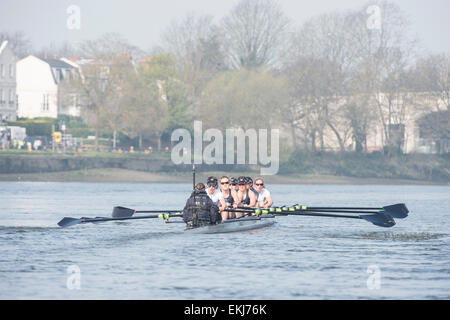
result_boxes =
[0,168,447,185]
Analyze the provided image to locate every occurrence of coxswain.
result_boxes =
[253,177,273,208]
[183,183,221,229]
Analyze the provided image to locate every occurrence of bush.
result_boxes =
[6,118,57,137]
[66,127,96,138]
[57,115,88,129]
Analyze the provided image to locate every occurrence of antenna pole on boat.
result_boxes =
[192,164,196,191]
[192,163,199,227]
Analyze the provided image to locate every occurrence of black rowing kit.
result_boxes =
[223,190,234,206]
[183,190,221,228]
[241,188,259,205]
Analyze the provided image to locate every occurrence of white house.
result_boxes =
[16,55,80,119]
[0,40,18,121]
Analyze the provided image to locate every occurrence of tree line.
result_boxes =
[3,0,449,154]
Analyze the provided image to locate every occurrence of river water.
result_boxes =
[0,181,449,299]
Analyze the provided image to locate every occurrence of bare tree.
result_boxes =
[221,0,290,69]
[0,31,32,58]
[285,12,354,152]
[347,1,418,153]
[409,53,450,112]
[78,33,145,61]
[407,53,450,153]
[161,13,226,98]
[35,41,79,59]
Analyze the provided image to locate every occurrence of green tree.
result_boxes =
[119,66,169,150]
[141,53,193,134]
[198,69,288,130]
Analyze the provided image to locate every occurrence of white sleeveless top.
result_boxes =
[257,188,271,202]
[207,189,224,205]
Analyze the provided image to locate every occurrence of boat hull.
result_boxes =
[186,215,276,234]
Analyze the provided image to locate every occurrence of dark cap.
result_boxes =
[237,176,247,185]
[207,176,218,187]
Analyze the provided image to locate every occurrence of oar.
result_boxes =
[296,203,408,219]
[112,206,182,218]
[228,208,396,228]
[58,212,183,228]
[271,211,395,228]
[239,203,408,219]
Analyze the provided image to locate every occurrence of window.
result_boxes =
[9,89,14,104]
[0,64,3,77]
[9,64,13,78]
[42,94,49,111]
[0,89,3,104]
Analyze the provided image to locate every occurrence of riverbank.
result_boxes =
[1,151,448,184]
[0,167,446,184]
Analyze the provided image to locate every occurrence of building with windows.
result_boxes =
[0,41,18,121]
[16,55,80,119]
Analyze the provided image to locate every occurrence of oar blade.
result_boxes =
[112,206,135,218]
[57,217,83,228]
[360,213,396,228]
[383,203,409,219]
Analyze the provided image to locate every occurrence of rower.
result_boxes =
[206,176,228,220]
[230,177,238,192]
[246,177,259,199]
[219,176,239,219]
[183,182,221,229]
[253,177,273,208]
[236,176,257,217]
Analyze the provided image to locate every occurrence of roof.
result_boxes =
[41,58,74,69]
[0,40,8,55]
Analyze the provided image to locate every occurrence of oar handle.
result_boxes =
[135,210,182,213]
[273,211,362,219]
[308,207,382,210]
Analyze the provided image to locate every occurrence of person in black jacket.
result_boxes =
[183,183,221,229]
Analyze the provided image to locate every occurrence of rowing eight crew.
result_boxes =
[182,176,273,228]
[205,176,273,221]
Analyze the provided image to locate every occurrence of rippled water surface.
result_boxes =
[0,182,449,299]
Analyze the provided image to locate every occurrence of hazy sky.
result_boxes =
[1,0,449,54]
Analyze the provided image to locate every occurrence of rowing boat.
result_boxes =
[56,166,409,231]
[57,203,409,230]
[185,215,276,234]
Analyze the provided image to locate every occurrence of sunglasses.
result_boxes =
[220,181,229,185]
[207,183,217,187]
[255,183,264,186]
